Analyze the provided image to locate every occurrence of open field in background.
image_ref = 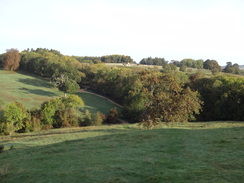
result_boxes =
[0,70,121,114]
[105,63,213,75]
[0,122,243,183]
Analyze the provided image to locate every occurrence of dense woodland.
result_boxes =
[0,48,243,134]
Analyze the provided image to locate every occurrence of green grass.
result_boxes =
[75,92,122,115]
[0,70,121,114]
[0,70,62,109]
[0,122,243,183]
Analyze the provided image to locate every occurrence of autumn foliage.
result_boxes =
[3,49,21,71]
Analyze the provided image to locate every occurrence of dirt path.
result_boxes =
[78,89,124,108]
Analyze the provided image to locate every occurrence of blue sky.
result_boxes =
[0,0,243,65]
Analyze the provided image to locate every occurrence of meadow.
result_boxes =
[0,70,121,114]
[0,69,244,183]
[0,122,243,183]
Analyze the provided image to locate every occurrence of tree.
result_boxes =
[139,57,167,66]
[40,98,63,126]
[92,112,104,126]
[181,59,193,68]
[82,109,92,126]
[194,59,204,69]
[233,63,240,74]
[101,55,134,63]
[40,95,84,128]
[54,74,80,97]
[138,70,202,125]
[171,60,180,67]
[179,65,187,72]
[203,59,221,73]
[1,102,30,135]
[223,62,233,73]
[0,54,4,67]
[223,62,240,74]
[189,75,244,121]
[163,63,177,72]
[3,49,21,71]
[106,107,119,124]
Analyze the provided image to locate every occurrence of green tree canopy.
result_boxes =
[223,62,240,74]
[1,102,30,135]
[40,95,84,127]
[54,74,80,97]
[124,70,202,123]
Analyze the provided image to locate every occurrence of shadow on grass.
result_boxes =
[9,128,125,139]
[19,87,58,97]
[0,126,244,182]
[17,78,53,88]
[76,92,122,115]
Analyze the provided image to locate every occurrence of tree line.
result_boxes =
[0,94,119,135]
[0,48,243,134]
[140,57,242,75]
[73,55,135,64]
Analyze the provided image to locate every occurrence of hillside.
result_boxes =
[0,70,121,114]
[0,122,244,182]
[0,70,62,109]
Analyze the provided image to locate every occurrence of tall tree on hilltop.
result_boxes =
[3,49,21,71]
[223,62,240,74]
[233,63,240,74]
[203,59,222,73]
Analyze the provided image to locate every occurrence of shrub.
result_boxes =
[106,107,119,124]
[80,109,92,126]
[54,108,79,128]
[91,112,104,126]
[179,65,187,72]
[40,95,84,128]
[2,102,30,135]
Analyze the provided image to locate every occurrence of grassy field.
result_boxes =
[75,92,122,115]
[0,70,62,109]
[0,70,121,114]
[0,122,243,183]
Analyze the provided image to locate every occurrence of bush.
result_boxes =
[80,110,92,126]
[179,65,187,72]
[91,112,104,126]
[54,108,79,128]
[2,102,30,135]
[40,95,84,128]
[106,107,119,124]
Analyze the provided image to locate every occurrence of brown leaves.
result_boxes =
[3,49,21,71]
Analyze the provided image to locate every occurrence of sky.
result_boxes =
[0,0,244,65]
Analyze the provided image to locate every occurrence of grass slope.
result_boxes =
[0,70,121,114]
[75,92,122,115]
[0,122,243,183]
[0,70,62,109]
